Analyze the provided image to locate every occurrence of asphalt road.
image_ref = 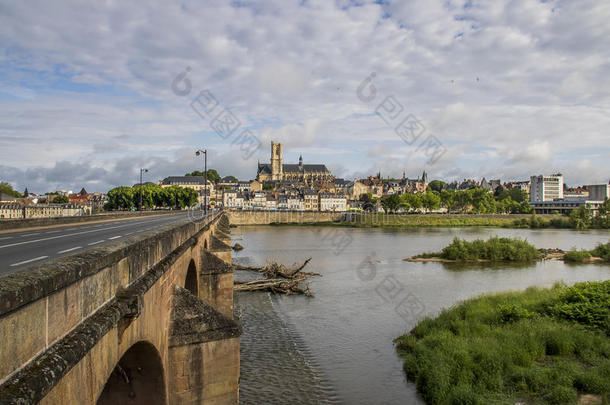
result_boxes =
[0,212,204,276]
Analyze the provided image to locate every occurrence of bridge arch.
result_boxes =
[97,341,166,405]
[184,258,198,296]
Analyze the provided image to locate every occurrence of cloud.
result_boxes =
[0,0,609,191]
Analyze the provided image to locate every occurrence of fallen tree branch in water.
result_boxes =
[234,257,318,296]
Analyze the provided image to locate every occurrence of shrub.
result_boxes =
[439,237,540,262]
[396,281,610,404]
[592,242,610,261]
[564,249,592,263]
[544,386,578,405]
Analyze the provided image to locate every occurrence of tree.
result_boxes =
[402,193,422,213]
[381,194,401,213]
[185,169,221,184]
[53,195,69,204]
[359,193,377,211]
[494,186,509,200]
[508,188,528,203]
[428,180,447,193]
[421,191,441,213]
[440,190,455,212]
[592,198,610,229]
[0,181,22,198]
[106,187,135,210]
[223,175,238,182]
[569,205,592,230]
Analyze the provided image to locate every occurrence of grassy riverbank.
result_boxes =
[395,281,610,405]
[408,237,541,262]
[270,214,522,228]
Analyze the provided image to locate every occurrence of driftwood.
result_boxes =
[234,258,318,296]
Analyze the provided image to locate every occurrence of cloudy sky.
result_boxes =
[1,0,609,193]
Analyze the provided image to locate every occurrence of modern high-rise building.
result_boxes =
[530,174,563,202]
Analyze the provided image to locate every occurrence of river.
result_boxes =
[233,226,610,405]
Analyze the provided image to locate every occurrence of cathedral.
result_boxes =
[256,142,333,184]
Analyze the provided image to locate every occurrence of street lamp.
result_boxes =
[195,149,207,215]
[139,168,149,210]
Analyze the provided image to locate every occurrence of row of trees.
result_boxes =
[185,170,237,184]
[104,184,198,210]
[568,199,610,229]
[378,187,532,214]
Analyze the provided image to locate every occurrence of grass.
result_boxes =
[395,281,610,404]
[270,214,520,228]
[564,242,610,264]
[412,236,541,262]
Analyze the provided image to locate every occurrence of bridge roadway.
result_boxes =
[0,212,208,275]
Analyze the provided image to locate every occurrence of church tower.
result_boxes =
[271,142,283,181]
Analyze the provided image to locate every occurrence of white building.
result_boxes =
[319,193,347,212]
[530,174,563,203]
[222,190,245,210]
[287,196,304,211]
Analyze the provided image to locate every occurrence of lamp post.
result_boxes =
[139,168,149,210]
[195,149,207,216]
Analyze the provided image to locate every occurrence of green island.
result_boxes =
[564,243,610,264]
[405,237,610,264]
[394,281,610,405]
[405,237,541,263]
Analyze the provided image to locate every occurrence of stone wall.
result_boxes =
[0,210,185,231]
[226,210,344,225]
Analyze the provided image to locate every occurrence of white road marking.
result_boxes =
[124,232,134,236]
[0,218,172,250]
[88,240,105,246]
[57,246,82,254]
[21,233,40,237]
[46,230,60,234]
[0,236,13,240]
[108,235,121,240]
[10,256,49,267]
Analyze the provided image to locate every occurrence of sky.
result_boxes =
[1,0,609,193]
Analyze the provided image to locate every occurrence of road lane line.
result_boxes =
[0,236,13,241]
[108,236,121,240]
[88,240,105,246]
[21,233,41,237]
[0,218,174,250]
[46,230,61,234]
[10,256,49,267]
[57,246,82,254]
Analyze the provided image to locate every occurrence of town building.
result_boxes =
[530,174,564,203]
[319,193,348,212]
[256,142,333,185]
[303,189,319,211]
[588,184,610,202]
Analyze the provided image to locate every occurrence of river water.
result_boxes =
[233,226,610,405]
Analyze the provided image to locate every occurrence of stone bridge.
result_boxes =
[0,211,240,404]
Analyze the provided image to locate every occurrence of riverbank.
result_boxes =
[395,280,610,405]
[270,214,533,228]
